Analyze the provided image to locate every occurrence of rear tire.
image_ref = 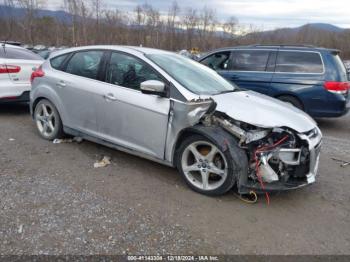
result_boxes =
[34,99,64,140]
[278,95,304,110]
[176,134,245,196]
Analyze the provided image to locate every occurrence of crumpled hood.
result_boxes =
[213,91,317,133]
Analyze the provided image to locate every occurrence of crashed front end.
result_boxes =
[204,112,322,194]
[166,95,322,194]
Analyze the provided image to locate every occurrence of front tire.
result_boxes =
[176,134,240,196]
[34,99,64,140]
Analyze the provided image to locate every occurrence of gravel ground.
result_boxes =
[0,103,349,255]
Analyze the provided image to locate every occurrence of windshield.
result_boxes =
[147,53,236,95]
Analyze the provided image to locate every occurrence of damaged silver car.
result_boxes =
[30,46,322,196]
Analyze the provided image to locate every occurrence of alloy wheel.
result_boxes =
[181,141,228,191]
[35,103,56,137]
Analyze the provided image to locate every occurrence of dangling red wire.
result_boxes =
[254,135,289,205]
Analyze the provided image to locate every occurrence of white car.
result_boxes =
[0,44,43,102]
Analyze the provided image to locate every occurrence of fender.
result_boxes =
[30,84,67,124]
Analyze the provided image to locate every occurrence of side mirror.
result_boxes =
[140,80,166,96]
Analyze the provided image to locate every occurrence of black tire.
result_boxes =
[176,134,245,196]
[34,99,64,140]
[278,95,304,110]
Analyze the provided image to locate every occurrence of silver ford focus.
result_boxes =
[30,46,322,196]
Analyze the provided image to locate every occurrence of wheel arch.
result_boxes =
[275,93,305,110]
[172,125,248,171]
[31,87,66,124]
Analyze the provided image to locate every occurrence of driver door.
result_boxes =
[96,52,170,159]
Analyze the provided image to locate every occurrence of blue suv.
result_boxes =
[199,45,350,118]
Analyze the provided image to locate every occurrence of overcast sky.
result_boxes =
[47,0,350,30]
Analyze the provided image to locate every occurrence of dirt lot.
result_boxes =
[0,103,349,255]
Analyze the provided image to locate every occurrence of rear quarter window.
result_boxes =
[331,54,348,81]
[50,53,70,70]
[275,51,324,74]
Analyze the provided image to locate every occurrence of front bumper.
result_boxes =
[238,128,322,194]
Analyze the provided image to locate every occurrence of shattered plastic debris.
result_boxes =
[53,137,83,144]
[18,224,23,234]
[332,157,350,168]
[93,156,111,168]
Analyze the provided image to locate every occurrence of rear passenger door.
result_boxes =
[54,50,106,136]
[228,50,276,95]
[271,50,326,115]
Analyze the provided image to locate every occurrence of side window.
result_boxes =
[231,50,270,72]
[201,51,231,70]
[106,52,162,90]
[50,54,69,70]
[65,51,104,80]
[275,51,323,73]
[3,47,43,60]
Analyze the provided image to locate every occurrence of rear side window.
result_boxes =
[331,54,348,81]
[1,47,43,60]
[201,51,231,71]
[65,51,104,80]
[275,51,323,74]
[231,50,270,72]
[50,54,69,70]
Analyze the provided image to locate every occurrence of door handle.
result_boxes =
[56,80,66,87]
[104,93,118,101]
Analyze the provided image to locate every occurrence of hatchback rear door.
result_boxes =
[0,48,12,97]
[4,47,43,85]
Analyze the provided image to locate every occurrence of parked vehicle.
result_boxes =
[0,44,44,102]
[30,46,322,196]
[199,45,350,118]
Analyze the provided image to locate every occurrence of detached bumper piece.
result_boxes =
[239,128,322,194]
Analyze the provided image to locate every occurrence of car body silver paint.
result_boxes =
[164,99,213,162]
[31,45,320,168]
[213,90,316,133]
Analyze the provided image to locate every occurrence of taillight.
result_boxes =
[324,81,350,95]
[30,66,45,84]
[0,65,21,74]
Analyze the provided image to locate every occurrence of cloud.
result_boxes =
[46,0,350,29]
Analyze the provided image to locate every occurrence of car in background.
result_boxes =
[0,44,43,102]
[30,46,322,196]
[199,45,350,118]
[344,60,350,71]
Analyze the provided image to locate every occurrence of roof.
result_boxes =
[209,44,340,53]
[49,45,173,59]
[0,43,26,50]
